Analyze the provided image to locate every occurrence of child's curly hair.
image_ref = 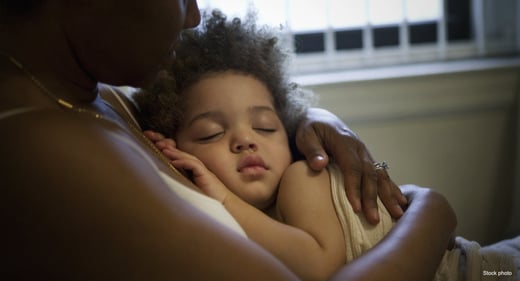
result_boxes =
[135,10,315,149]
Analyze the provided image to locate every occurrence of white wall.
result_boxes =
[301,58,519,244]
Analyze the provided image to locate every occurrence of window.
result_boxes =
[197,0,519,75]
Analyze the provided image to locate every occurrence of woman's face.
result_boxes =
[175,72,293,210]
[61,0,201,87]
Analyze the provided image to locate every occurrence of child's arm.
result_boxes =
[271,161,348,280]
[168,150,347,281]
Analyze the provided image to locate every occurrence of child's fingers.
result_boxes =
[143,130,165,142]
[161,149,177,161]
[155,139,177,151]
[143,130,178,151]
[163,148,197,160]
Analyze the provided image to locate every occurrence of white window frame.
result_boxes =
[196,0,519,76]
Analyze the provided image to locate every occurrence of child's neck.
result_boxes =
[264,203,281,221]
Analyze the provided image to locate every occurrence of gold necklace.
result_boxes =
[1,51,103,119]
[1,52,185,178]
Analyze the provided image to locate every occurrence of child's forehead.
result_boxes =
[190,70,269,92]
[181,77,279,123]
[184,72,274,104]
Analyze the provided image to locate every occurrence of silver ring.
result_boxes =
[374,161,389,171]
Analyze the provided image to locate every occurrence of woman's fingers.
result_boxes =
[294,114,330,171]
[376,169,407,219]
[295,108,408,223]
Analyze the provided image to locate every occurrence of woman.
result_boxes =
[0,1,455,280]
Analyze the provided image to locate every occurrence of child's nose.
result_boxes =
[231,134,258,153]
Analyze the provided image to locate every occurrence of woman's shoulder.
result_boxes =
[0,107,143,174]
[1,107,124,143]
[0,106,169,206]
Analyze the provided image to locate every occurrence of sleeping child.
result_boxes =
[134,10,518,281]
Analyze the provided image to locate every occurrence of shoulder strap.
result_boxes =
[99,84,142,130]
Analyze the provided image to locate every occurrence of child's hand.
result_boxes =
[164,148,230,203]
[143,130,177,159]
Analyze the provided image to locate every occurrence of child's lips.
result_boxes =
[237,155,268,176]
[240,165,267,177]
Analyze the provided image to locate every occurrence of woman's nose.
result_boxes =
[183,0,201,28]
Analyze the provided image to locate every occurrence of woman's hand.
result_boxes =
[295,108,407,224]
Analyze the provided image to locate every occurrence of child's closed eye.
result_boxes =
[254,127,277,133]
[197,132,224,142]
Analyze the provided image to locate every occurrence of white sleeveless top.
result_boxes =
[157,170,247,237]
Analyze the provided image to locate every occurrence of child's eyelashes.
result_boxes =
[193,127,278,143]
[196,132,224,142]
[254,128,277,133]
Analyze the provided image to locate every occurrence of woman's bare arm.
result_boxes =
[331,185,457,281]
[1,110,298,280]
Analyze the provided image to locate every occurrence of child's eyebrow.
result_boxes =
[187,111,225,126]
[186,105,276,126]
[249,105,276,114]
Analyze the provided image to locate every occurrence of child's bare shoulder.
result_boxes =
[276,161,336,228]
[278,160,331,199]
[282,160,313,176]
[281,160,329,182]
